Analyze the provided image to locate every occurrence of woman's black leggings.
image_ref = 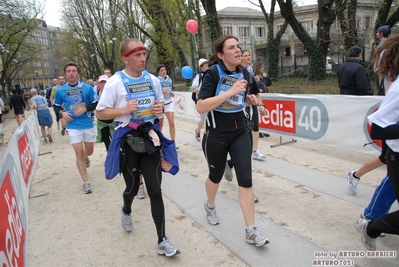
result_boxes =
[121,141,165,240]
[203,127,253,188]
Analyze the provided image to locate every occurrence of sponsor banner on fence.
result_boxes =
[0,111,40,267]
[173,92,384,155]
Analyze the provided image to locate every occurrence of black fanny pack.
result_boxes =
[126,134,146,153]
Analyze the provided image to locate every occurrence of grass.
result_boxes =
[175,72,378,95]
[270,74,340,94]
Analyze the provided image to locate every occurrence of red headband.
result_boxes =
[123,46,147,57]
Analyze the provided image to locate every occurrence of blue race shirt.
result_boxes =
[118,71,158,123]
[214,65,246,113]
[157,75,173,103]
[54,82,98,130]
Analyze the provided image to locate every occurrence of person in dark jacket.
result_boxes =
[9,89,26,126]
[337,46,374,95]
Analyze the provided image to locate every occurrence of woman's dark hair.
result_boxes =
[156,64,166,73]
[374,34,399,81]
[208,35,239,66]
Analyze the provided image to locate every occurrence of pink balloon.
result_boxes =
[186,19,198,34]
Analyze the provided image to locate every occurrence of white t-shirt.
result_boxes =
[368,78,399,152]
[96,70,164,122]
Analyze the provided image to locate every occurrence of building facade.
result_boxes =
[202,1,380,74]
[21,22,64,90]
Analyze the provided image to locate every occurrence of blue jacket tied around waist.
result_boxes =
[104,121,179,180]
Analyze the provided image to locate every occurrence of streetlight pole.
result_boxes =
[109,37,116,72]
[188,0,195,73]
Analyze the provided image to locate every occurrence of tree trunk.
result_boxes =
[201,0,222,46]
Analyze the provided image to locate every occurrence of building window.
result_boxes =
[256,27,265,38]
[285,47,291,57]
[364,16,370,28]
[222,26,232,35]
[239,26,250,38]
[301,21,313,33]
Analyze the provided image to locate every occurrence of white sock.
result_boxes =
[206,201,215,209]
[246,225,256,233]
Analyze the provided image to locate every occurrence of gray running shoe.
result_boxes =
[346,171,360,195]
[246,227,270,247]
[83,181,92,194]
[360,214,385,237]
[138,184,146,199]
[61,128,66,136]
[43,136,48,144]
[355,218,376,251]
[84,157,90,168]
[204,202,220,225]
[47,134,53,143]
[224,162,233,182]
[254,195,259,203]
[157,237,180,257]
[121,206,132,232]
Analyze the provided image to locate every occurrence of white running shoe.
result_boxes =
[246,227,270,247]
[346,171,360,195]
[157,237,180,257]
[252,150,266,161]
[121,205,132,232]
[204,202,220,225]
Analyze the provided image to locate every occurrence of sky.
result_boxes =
[43,0,317,27]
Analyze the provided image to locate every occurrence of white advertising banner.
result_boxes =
[0,111,40,267]
[173,92,384,155]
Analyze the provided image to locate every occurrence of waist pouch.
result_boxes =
[126,134,147,153]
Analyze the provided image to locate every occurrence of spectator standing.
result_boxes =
[374,25,391,95]
[337,46,374,95]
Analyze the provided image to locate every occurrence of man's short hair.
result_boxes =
[348,46,362,58]
[63,61,80,74]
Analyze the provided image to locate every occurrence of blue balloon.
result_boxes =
[181,66,193,79]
